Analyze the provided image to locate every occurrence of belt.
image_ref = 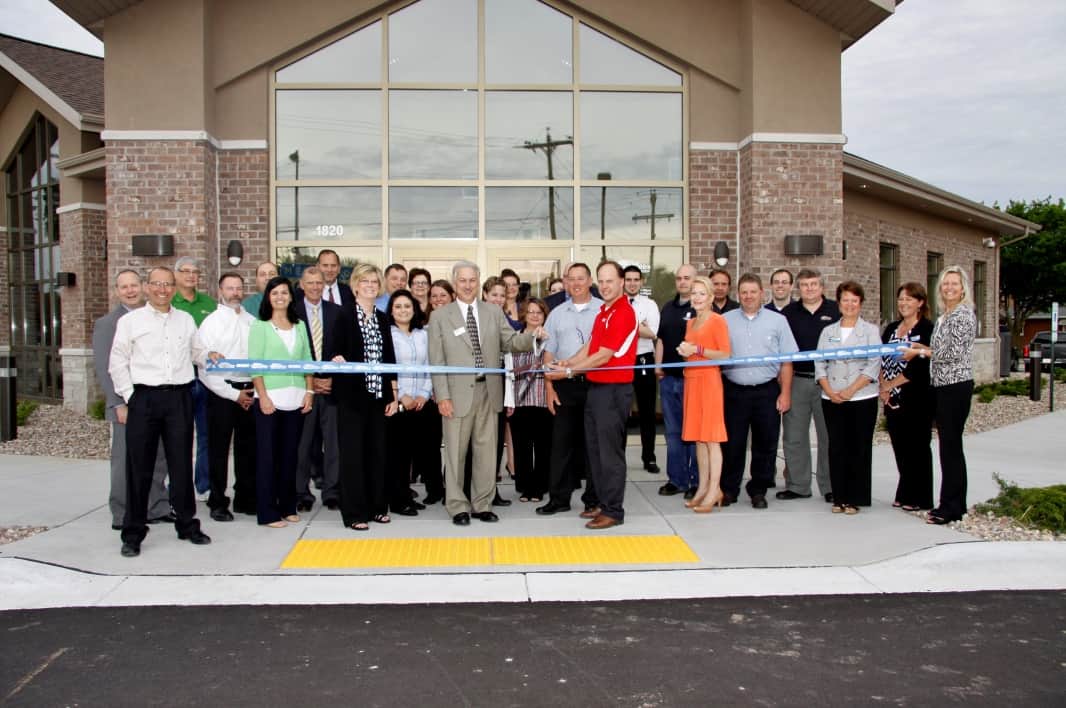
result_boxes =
[725,378,778,389]
[133,382,191,391]
[793,372,815,378]
[225,380,254,390]
[474,375,486,382]
[557,374,588,383]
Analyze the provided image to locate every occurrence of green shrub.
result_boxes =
[975,475,1066,535]
[89,398,107,420]
[974,377,1045,402]
[16,400,38,426]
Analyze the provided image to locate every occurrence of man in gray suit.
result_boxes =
[92,269,171,530]
[428,260,545,525]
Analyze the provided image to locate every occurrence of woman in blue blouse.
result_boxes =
[904,266,977,525]
[332,264,398,531]
[814,281,882,515]
[385,289,443,514]
[880,282,934,511]
[249,276,313,527]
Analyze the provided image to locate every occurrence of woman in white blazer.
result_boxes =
[814,281,881,515]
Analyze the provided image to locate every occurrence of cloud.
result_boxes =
[843,0,1066,205]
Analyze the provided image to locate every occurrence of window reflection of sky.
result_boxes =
[272,0,684,244]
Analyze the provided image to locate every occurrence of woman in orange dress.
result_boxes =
[677,275,731,512]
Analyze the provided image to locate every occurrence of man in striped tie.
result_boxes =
[295,266,344,511]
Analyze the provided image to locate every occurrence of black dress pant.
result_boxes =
[885,392,934,509]
[821,396,878,507]
[253,403,303,525]
[206,389,256,512]
[933,380,973,521]
[510,406,552,498]
[547,377,597,508]
[386,401,443,509]
[632,352,658,465]
[584,382,632,521]
[123,383,199,544]
[338,397,388,526]
[721,379,781,500]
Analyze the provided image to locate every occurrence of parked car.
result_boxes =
[1023,331,1066,372]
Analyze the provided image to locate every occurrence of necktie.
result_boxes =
[466,304,484,370]
[325,286,334,304]
[310,305,323,361]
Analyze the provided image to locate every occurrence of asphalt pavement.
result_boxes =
[2,591,1064,706]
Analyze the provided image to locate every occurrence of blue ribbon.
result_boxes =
[205,343,906,377]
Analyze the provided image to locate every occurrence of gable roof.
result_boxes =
[0,33,103,131]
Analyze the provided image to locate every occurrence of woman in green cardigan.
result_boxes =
[249,276,314,527]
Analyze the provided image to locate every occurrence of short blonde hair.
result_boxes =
[691,275,714,299]
[350,263,381,289]
[934,265,973,313]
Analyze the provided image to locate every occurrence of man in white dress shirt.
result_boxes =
[623,265,661,474]
[110,266,215,557]
[197,272,257,522]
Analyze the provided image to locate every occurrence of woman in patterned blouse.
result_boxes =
[880,283,935,511]
[505,298,552,502]
[332,264,399,531]
[903,265,977,524]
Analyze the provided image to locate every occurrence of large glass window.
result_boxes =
[4,114,62,400]
[272,0,685,268]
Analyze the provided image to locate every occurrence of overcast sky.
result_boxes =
[1,0,1062,208]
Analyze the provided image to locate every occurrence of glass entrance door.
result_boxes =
[487,245,571,301]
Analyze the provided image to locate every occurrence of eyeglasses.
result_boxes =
[148,281,176,289]
[177,268,200,274]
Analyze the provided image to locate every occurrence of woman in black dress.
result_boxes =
[880,282,934,511]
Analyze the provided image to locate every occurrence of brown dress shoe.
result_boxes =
[585,515,622,530]
[579,506,601,519]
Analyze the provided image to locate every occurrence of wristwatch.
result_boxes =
[566,367,573,379]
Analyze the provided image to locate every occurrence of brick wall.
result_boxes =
[105,139,218,292]
[740,142,845,287]
[58,207,108,348]
[217,148,270,289]
[688,149,738,273]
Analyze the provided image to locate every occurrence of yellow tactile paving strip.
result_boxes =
[281,535,698,569]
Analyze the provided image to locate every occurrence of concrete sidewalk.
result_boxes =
[1,410,1064,608]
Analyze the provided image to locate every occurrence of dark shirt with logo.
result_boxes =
[657,294,696,378]
[782,298,841,375]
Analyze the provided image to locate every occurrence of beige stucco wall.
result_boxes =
[0,84,99,211]
[100,0,843,142]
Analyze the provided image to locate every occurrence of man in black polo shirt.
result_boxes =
[654,264,699,499]
[780,268,840,502]
[709,267,739,314]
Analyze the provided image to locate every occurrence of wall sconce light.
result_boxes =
[713,241,730,267]
[226,239,244,266]
[55,272,76,287]
[982,237,997,249]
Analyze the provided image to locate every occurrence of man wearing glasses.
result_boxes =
[536,262,603,517]
[110,267,217,557]
[171,256,217,499]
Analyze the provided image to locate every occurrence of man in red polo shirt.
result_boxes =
[547,261,637,529]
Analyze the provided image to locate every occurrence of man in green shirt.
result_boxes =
[172,256,217,497]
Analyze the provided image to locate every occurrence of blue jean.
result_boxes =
[660,376,697,490]
[191,378,210,494]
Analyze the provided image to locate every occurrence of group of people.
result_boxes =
[95,248,977,557]
[652,263,976,528]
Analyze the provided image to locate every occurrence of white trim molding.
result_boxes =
[56,202,107,214]
[691,133,848,151]
[101,130,267,150]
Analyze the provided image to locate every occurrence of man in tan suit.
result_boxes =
[428,260,544,525]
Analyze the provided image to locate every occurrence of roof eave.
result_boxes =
[843,153,1040,237]
[0,49,102,134]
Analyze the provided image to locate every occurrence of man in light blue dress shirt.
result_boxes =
[720,273,798,509]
